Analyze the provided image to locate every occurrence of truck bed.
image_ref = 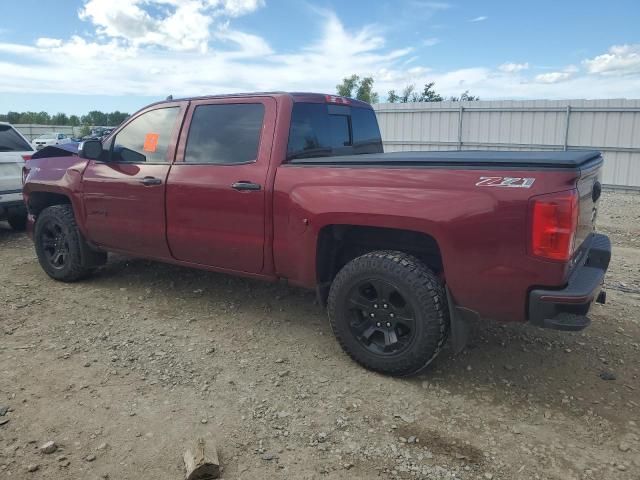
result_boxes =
[289,150,602,168]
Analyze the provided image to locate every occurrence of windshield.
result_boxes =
[0,124,33,152]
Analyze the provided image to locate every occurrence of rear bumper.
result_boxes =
[528,233,611,331]
[0,190,25,219]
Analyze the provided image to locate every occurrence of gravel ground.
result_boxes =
[1,191,639,480]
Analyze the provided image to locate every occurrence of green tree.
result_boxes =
[106,111,129,126]
[402,85,419,103]
[7,111,20,123]
[82,110,108,126]
[51,113,69,125]
[2,109,130,126]
[336,74,379,104]
[355,77,379,104]
[18,112,35,123]
[450,90,480,102]
[35,111,51,124]
[420,82,443,102]
[387,82,446,103]
[336,74,360,98]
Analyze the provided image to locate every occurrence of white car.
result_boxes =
[0,122,33,230]
[32,132,72,150]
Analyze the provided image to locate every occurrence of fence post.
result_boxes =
[563,105,571,151]
[457,105,464,150]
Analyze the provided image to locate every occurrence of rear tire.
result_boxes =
[328,250,449,376]
[34,204,105,282]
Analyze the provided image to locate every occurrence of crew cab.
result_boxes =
[22,93,610,376]
[1,122,33,230]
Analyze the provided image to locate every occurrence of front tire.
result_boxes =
[34,204,104,282]
[328,251,449,376]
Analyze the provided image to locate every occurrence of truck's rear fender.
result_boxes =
[23,156,90,238]
[273,165,576,322]
[314,224,444,304]
[273,178,464,292]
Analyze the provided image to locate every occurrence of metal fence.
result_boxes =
[14,124,83,141]
[373,99,640,190]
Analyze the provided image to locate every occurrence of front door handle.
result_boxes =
[140,176,162,186]
[231,181,261,191]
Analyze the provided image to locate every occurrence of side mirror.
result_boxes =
[79,140,103,160]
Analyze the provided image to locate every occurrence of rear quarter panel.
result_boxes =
[273,165,580,323]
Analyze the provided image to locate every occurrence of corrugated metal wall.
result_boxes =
[373,99,640,189]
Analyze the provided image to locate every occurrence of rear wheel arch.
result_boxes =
[315,224,444,305]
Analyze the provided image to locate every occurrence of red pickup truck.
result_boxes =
[22,92,610,376]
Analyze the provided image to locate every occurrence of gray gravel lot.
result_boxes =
[1,191,639,479]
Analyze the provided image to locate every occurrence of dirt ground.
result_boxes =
[1,191,639,480]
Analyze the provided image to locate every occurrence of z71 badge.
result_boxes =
[475,176,535,188]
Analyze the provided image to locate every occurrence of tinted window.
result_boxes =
[287,103,382,160]
[352,108,384,153]
[0,125,32,152]
[184,104,264,164]
[111,107,179,163]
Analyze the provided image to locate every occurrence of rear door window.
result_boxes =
[0,125,32,152]
[184,103,265,164]
[287,103,383,160]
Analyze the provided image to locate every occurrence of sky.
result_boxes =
[0,0,639,115]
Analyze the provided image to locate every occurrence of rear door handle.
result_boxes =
[231,181,261,191]
[140,176,162,186]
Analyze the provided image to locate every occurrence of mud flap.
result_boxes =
[446,286,473,355]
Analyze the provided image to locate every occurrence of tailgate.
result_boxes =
[574,158,603,257]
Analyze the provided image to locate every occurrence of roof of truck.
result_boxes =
[154,92,373,109]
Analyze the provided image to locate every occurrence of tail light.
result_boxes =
[22,154,32,161]
[530,190,579,261]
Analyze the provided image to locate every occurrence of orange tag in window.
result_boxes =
[143,133,159,152]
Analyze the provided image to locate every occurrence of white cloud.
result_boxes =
[219,0,266,16]
[78,0,265,52]
[411,1,451,10]
[35,38,63,48]
[0,3,639,103]
[469,16,488,22]
[534,71,571,83]
[499,62,529,73]
[423,37,440,47]
[583,44,640,75]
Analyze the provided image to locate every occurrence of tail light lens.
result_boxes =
[22,154,32,161]
[530,190,579,261]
